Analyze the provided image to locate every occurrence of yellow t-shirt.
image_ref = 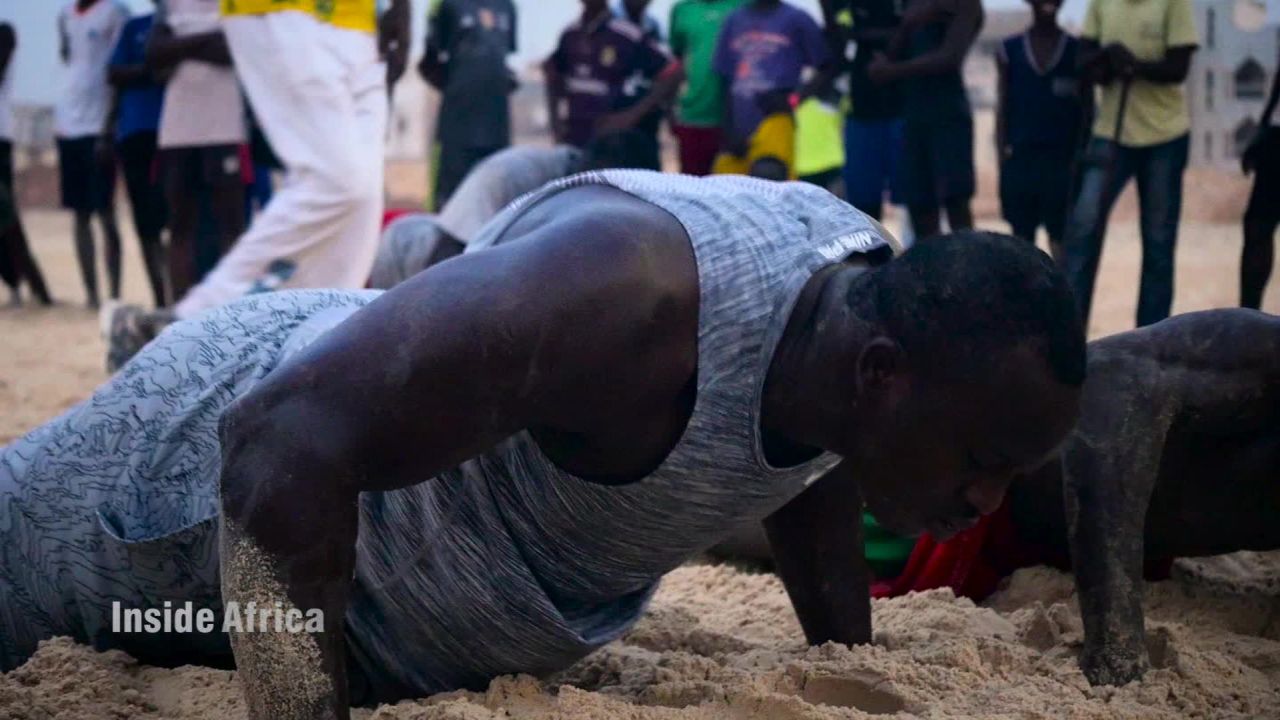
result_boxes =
[1082,0,1199,147]
[221,0,377,34]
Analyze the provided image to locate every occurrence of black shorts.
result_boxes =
[902,114,975,209]
[117,132,168,239]
[160,144,245,197]
[1000,144,1076,243]
[57,136,117,213]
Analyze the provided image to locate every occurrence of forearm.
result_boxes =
[218,406,359,720]
[765,466,873,646]
[1132,58,1188,84]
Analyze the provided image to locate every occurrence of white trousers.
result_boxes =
[176,11,386,319]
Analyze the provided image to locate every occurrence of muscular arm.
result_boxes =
[766,463,872,646]
[219,188,697,720]
[1062,359,1172,687]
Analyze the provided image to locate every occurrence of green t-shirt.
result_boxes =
[669,0,750,128]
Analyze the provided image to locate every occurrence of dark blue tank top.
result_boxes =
[1001,32,1086,149]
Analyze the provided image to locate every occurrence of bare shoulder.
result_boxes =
[490,183,700,323]
[1085,310,1280,430]
[1089,310,1280,377]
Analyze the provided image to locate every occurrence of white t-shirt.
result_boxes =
[56,0,129,138]
[157,0,245,148]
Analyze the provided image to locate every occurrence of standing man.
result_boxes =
[0,23,52,307]
[544,0,685,171]
[668,0,747,176]
[105,0,410,368]
[868,0,982,239]
[827,0,906,222]
[419,0,517,211]
[147,0,247,304]
[58,0,130,310]
[1061,0,1198,328]
[106,3,169,309]
[712,0,831,178]
[173,0,406,316]
[996,0,1088,262]
[1239,45,1280,310]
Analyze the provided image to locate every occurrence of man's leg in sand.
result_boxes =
[1242,128,1280,310]
[172,13,384,321]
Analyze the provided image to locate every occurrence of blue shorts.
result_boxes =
[843,117,905,217]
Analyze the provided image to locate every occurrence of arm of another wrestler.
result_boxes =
[766,463,873,646]
[217,186,698,720]
[1061,354,1171,687]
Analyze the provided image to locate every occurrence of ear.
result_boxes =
[855,337,903,398]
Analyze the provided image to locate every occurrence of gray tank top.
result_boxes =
[345,172,901,702]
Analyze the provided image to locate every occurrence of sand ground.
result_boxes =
[1,209,1279,719]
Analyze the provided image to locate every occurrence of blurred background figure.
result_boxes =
[995,0,1087,264]
[669,0,746,176]
[57,0,129,309]
[1062,0,1198,329]
[543,0,684,171]
[826,0,906,224]
[868,0,983,239]
[419,0,517,211]
[1240,44,1280,311]
[712,0,831,178]
[104,0,168,309]
[0,22,52,308]
[147,0,246,304]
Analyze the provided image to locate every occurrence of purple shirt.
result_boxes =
[549,13,675,148]
[712,2,828,143]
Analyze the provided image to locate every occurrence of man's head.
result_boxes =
[819,232,1085,540]
[577,130,660,172]
[622,0,652,17]
[581,0,609,17]
[1026,0,1062,25]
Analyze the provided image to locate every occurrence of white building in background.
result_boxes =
[1187,0,1277,167]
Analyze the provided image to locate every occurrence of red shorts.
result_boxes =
[672,124,722,177]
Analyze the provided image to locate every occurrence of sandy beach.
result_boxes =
[1,205,1279,719]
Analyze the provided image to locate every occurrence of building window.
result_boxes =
[1235,119,1259,157]
[1207,8,1215,50]
[1206,70,1215,111]
[1236,58,1267,99]
[1205,131,1213,160]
